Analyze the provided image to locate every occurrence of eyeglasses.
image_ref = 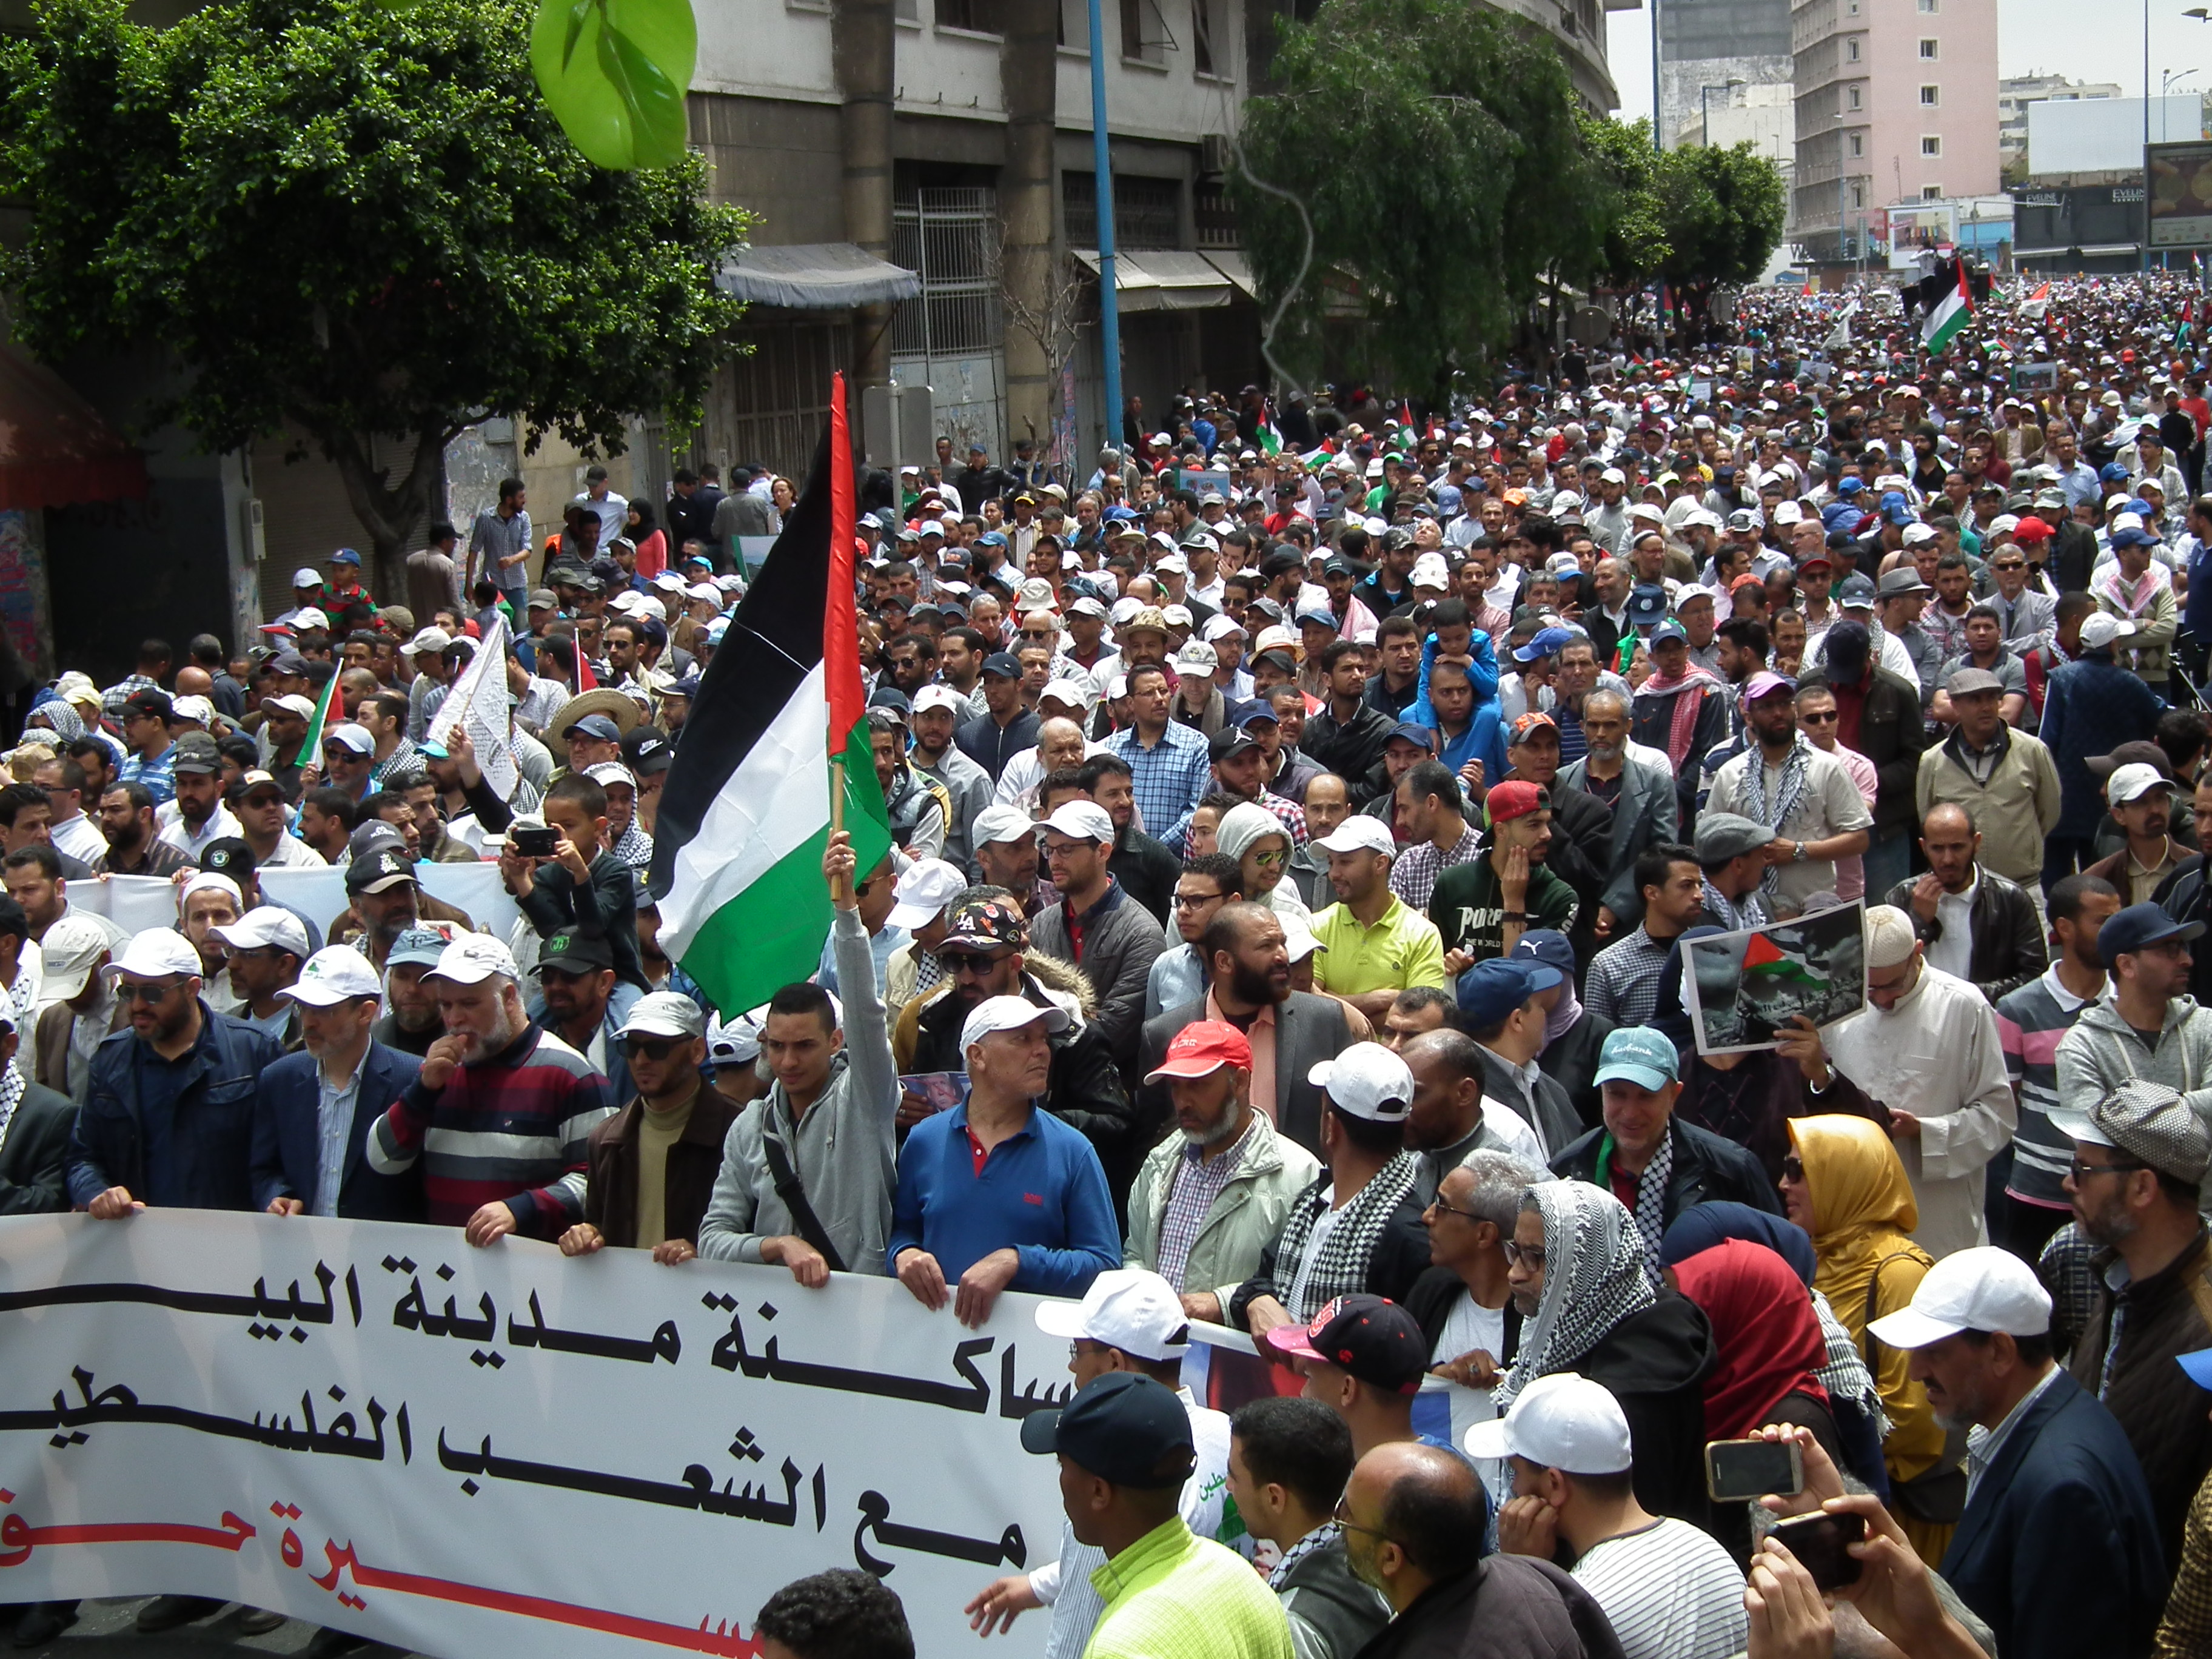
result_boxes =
[623,1036,689,1062]
[120,979,181,1006]
[1500,1242,1547,1269]
[2068,1156,2149,1183]
[1173,891,1224,911]
[1331,1496,1396,1543]
[1781,1155,1806,1182]
[1424,1197,1485,1223]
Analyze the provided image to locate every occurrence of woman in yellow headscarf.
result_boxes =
[1784,1113,1959,1566]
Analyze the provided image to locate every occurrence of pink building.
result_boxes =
[1790,0,1999,262]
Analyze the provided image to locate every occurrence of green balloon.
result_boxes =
[531,0,695,170]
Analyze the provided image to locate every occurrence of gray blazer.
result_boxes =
[1560,753,1680,924]
[1134,991,1352,1158]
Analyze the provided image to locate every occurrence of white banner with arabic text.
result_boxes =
[0,1213,1067,1658]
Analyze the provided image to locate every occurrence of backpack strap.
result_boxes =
[760,1127,849,1275]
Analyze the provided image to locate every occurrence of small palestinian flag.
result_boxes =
[1922,261,1972,354]
[649,372,893,1016]
[296,654,340,759]
[1742,931,1829,990]
[1255,402,1283,457]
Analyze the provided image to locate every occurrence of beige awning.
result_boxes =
[1202,249,1259,300]
[1072,249,1237,312]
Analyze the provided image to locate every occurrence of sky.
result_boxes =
[1604,0,2212,124]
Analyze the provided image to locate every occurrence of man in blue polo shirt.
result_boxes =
[888,994,1119,1327]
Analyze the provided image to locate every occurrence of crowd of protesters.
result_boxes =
[12,273,2212,1657]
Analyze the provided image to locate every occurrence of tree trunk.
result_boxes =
[833,0,897,417]
[999,0,1059,452]
[323,426,445,606]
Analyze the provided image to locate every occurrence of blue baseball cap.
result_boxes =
[2097,900,2205,968]
[1595,1027,1681,1091]
[1454,957,1563,1029]
[1836,476,1865,495]
[327,548,362,568]
[1512,625,1576,663]
[1626,583,1669,625]
[2100,462,2132,483]
[1649,619,1689,646]
[1386,722,1436,751]
[2180,1347,2212,1390]
[2124,497,2155,517]
[2112,527,2161,550]
[1510,930,1576,980]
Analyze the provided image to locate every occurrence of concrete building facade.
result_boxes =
[1789,0,1997,264]
[1657,0,1793,166]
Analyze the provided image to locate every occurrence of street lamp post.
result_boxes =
[1085,0,1121,462]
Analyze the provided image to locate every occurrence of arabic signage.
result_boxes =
[0,1213,1067,1658]
[2149,141,2212,249]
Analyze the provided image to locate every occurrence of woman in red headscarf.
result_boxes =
[1669,1237,1843,1561]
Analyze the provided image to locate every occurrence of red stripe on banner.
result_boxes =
[825,372,862,748]
[315,1539,765,1657]
[0,1506,256,1566]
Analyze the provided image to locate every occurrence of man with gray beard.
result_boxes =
[1122,1017,1320,1324]
[366,932,614,1244]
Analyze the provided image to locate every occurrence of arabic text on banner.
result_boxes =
[0,1213,1066,1658]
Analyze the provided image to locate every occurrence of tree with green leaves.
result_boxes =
[1230,0,1600,397]
[0,0,747,590]
[1652,139,1788,329]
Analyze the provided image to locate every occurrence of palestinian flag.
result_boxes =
[297,655,340,759]
[1922,261,1972,354]
[1255,402,1283,457]
[1741,931,1829,990]
[648,372,893,1016]
[2020,281,2051,322]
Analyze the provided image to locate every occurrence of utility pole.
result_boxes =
[1086,0,1122,460]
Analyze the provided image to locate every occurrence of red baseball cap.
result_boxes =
[1143,1019,1253,1085]
[1487,780,1546,824]
[2011,516,2054,543]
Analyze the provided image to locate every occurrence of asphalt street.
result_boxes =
[0,1600,417,1659]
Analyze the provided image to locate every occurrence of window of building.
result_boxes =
[937,0,1006,30]
[1920,84,1940,104]
[1849,131,1863,156]
[1922,135,1941,155]
[1846,0,1859,15]
[1192,0,1222,76]
[1120,0,1171,62]
[1917,0,1938,10]
[1845,36,1859,59]
[1852,182,1866,207]
[1919,37,1938,56]
[1922,184,1943,198]
[1848,85,1862,109]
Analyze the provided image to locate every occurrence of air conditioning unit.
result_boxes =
[1199,134,1232,179]
[239,496,265,565]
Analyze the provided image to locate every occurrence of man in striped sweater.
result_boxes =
[367,933,614,1245]
[1992,873,2121,1262]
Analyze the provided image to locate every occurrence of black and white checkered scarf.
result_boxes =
[1269,1153,1418,1322]
[1496,1179,1656,1413]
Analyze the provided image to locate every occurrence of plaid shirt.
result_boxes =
[1584,925,1677,1027]
[119,742,177,806]
[1164,791,1308,857]
[1107,722,1212,839]
[1390,822,1483,911]
[2160,1469,2212,1655]
[101,673,160,716]
[1155,1115,1258,1290]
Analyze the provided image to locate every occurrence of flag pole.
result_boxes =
[827,370,856,910]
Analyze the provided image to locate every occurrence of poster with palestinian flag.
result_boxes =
[648,372,893,1019]
[1681,900,1867,1057]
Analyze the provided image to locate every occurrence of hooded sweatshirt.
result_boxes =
[2054,992,2212,1211]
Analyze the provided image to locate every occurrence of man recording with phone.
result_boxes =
[501,772,649,1002]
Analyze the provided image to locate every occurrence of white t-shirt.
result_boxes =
[1432,1289,1505,1369]
[1571,1517,1749,1659]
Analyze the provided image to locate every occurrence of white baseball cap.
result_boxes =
[1463,1372,1633,1474]
[1032,1268,1190,1363]
[170,694,216,728]
[959,994,1071,1055]
[280,943,384,1005]
[912,684,967,717]
[1281,919,1322,964]
[1039,800,1114,844]
[1865,1245,2051,1349]
[708,1007,767,1067]
[106,928,205,984]
[2080,612,2127,651]
[1306,1042,1414,1122]
[972,803,1038,846]
[213,906,312,961]
[2106,762,2171,806]
[616,990,708,1041]
[261,694,318,721]
[427,933,520,986]
[886,858,968,930]
[1041,680,1093,711]
[584,761,638,792]
[1314,816,1397,858]
[323,724,374,756]
[1901,522,1938,547]
[1410,552,1452,591]
[291,567,323,589]
[1173,640,1218,672]
[39,916,113,1001]
[401,627,454,658]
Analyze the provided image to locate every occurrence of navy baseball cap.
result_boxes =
[1386,722,1435,751]
[1626,584,1669,625]
[1510,930,1577,980]
[1454,957,1563,1028]
[2098,901,2205,969]
[1019,1372,1194,1487]
[980,652,1022,679]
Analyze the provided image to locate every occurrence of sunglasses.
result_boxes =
[121,979,183,1006]
[623,1036,689,1062]
[1799,710,1840,725]
[1781,1155,1806,1182]
[1250,848,1290,868]
[940,951,1012,976]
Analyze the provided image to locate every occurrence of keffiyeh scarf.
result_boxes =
[1637,666,1720,768]
[1269,1153,1418,1321]
[1496,1180,1656,1412]
[1600,1129,1675,1283]
[0,1056,27,1161]
[1739,734,1814,896]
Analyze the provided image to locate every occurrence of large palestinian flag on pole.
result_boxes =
[648,373,893,1016]
[1921,260,1972,354]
